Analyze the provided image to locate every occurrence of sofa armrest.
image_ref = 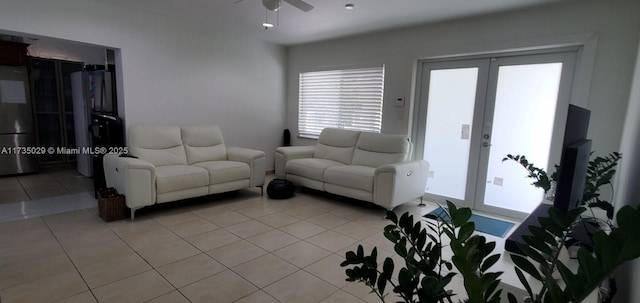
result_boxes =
[374,160,429,209]
[227,146,266,187]
[103,153,157,210]
[274,146,316,178]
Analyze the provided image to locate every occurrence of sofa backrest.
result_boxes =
[352,131,412,167]
[314,128,361,164]
[181,125,227,164]
[128,125,188,167]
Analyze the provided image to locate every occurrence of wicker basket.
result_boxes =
[98,187,128,222]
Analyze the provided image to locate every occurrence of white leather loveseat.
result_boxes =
[275,128,429,210]
[103,125,265,219]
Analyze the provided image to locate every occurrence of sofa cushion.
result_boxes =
[286,158,344,181]
[352,132,411,167]
[155,165,209,194]
[324,165,375,192]
[129,125,188,166]
[193,161,250,184]
[181,125,227,164]
[314,128,361,164]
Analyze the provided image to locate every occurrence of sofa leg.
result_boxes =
[259,185,264,195]
[417,196,426,207]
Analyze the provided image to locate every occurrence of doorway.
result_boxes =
[414,50,577,219]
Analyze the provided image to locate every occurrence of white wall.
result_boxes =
[286,0,640,156]
[0,0,287,169]
[612,30,640,303]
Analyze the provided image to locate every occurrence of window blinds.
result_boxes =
[298,66,384,138]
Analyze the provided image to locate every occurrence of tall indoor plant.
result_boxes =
[503,152,621,221]
[341,203,640,303]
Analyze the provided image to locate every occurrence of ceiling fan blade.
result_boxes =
[233,0,244,4]
[283,0,313,12]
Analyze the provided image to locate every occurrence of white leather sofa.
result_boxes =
[103,125,265,219]
[275,128,429,210]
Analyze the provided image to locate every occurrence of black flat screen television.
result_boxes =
[505,105,592,254]
[553,104,591,212]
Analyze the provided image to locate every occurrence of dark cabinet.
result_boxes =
[0,41,29,66]
[29,58,83,165]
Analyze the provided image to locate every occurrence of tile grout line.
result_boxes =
[39,210,97,302]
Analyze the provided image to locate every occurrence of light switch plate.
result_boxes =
[461,124,470,140]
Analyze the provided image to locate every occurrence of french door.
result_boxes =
[414,50,577,219]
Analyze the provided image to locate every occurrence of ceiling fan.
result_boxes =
[235,0,314,13]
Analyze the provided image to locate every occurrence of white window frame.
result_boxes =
[298,65,385,139]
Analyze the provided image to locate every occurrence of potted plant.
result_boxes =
[502,152,621,222]
[341,202,640,303]
[341,201,505,303]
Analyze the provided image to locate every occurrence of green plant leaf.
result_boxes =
[481,254,501,272]
[449,204,472,227]
[416,229,427,251]
[593,231,617,270]
[394,238,408,257]
[383,257,394,277]
[528,225,557,246]
[556,262,579,296]
[538,216,564,238]
[376,275,387,295]
[521,234,553,256]
[544,281,565,303]
[511,254,542,281]
[383,227,400,243]
[514,267,535,300]
[616,205,640,230]
[385,210,398,224]
[399,212,413,229]
[458,222,475,242]
[576,247,600,279]
[357,244,364,258]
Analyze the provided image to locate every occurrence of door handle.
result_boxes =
[482,142,491,147]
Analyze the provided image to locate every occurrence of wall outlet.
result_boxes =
[395,97,405,107]
[493,177,504,186]
[427,170,435,178]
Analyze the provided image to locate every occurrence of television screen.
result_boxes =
[553,104,591,211]
[554,139,592,212]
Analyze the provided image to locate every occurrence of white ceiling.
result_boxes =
[110,0,563,45]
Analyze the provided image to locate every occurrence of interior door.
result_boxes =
[415,50,577,219]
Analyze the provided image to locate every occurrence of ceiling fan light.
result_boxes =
[262,0,281,11]
[262,22,274,28]
[345,4,355,10]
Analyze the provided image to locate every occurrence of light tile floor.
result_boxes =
[0,167,94,204]
[0,167,96,223]
[0,175,474,303]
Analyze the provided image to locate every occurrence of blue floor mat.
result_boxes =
[427,207,515,238]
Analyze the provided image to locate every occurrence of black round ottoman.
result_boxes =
[267,179,295,199]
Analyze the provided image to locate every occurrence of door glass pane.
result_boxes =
[483,63,562,213]
[423,68,478,199]
[37,113,64,162]
[31,59,59,112]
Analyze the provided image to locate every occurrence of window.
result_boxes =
[298,66,384,138]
